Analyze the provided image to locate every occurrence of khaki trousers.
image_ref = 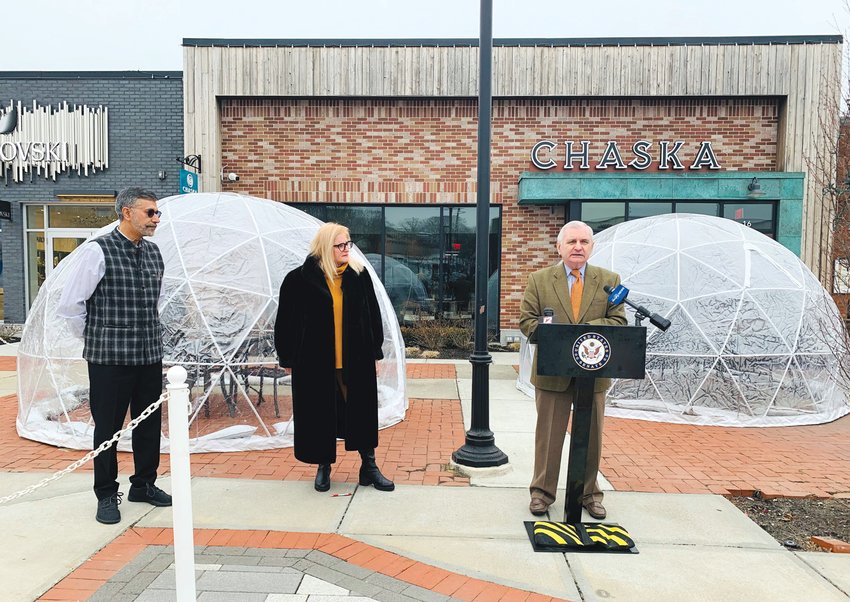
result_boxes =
[530,384,605,506]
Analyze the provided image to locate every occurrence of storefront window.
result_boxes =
[676,202,719,216]
[578,201,777,239]
[295,205,384,272]
[386,206,441,321]
[442,206,501,330]
[443,207,476,319]
[629,202,672,219]
[723,203,775,238]
[26,205,44,229]
[487,211,502,332]
[287,203,502,332]
[47,205,114,229]
[582,202,626,234]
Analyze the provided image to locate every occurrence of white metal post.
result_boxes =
[166,365,196,601]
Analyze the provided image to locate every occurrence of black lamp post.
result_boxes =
[452,0,508,468]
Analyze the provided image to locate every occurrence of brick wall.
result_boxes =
[221,97,779,327]
[0,74,183,322]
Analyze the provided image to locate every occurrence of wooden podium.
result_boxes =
[536,323,647,524]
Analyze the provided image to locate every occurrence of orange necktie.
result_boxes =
[570,269,583,321]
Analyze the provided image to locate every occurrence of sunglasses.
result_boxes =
[333,240,353,251]
[142,208,162,218]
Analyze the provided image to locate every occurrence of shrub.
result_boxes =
[400,319,473,350]
[446,321,473,350]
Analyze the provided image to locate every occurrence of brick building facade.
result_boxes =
[218,95,782,330]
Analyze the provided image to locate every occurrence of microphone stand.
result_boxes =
[632,309,649,328]
[604,285,672,331]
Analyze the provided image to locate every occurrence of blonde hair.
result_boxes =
[308,222,364,281]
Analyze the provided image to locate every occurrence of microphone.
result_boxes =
[541,307,555,324]
[603,285,672,331]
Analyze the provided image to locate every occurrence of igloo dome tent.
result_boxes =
[17,192,407,451]
[518,214,850,427]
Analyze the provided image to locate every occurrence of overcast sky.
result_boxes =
[3,0,848,71]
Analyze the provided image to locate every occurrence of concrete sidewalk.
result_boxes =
[0,347,848,601]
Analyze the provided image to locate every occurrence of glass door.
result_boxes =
[25,203,115,309]
[46,229,98,279]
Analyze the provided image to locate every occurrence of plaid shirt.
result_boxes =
[83,228,164,365]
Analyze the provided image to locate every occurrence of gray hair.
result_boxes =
[557,220,594,244]
[115,187,158,221]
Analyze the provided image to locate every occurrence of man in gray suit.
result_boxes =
[519,221,626,519]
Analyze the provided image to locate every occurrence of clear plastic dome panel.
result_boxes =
[677,220,742,251]
[722,294,791,355]
[518,213,850,427]
[679,251,743,297]
[616,253,680,301]
[17,192,408,452]
[168,222,253,278]
[744,246,803,290]
[191,238,272,294]
[609,243,676,284]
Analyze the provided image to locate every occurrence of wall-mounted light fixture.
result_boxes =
[157,170,167,181]
[747,177,765,198]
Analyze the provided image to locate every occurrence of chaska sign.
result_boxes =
[531,139,720,170]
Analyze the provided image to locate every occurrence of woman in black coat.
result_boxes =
[274,223,394,492]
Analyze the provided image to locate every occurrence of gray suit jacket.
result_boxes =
[519,262,627,392]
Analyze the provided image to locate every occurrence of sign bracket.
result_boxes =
[176,154,201,174]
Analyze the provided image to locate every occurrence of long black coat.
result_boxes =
[274,256,384,464]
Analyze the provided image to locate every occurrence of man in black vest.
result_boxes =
[58,187,172,524]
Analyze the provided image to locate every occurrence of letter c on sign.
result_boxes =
[531,140,557,170]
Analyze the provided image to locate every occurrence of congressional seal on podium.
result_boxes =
[572,333,611,371]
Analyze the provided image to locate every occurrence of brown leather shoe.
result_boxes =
[529,498,550,516]
[584,500,607,520]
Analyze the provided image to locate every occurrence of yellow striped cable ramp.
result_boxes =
[533,521,635,550]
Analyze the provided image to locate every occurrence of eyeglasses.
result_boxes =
[333,240,353,251]
[142,208,162,218]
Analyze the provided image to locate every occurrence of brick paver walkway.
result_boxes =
[1,362,467,486]
[39,528,562,602]
[5,357,850,601]
[4,360,849,498]
[602,413,850,498]
[0,395,469,486]
[405,363,457,380]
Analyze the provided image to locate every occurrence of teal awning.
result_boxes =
[518,171,804,203]
[517,171,805,256]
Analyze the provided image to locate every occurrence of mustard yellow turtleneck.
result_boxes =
[325,264,347,369]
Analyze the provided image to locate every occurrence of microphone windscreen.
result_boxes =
[606,284,629,305]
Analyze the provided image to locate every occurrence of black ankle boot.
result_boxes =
[314,464,331,492]
[358,449,395,491]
